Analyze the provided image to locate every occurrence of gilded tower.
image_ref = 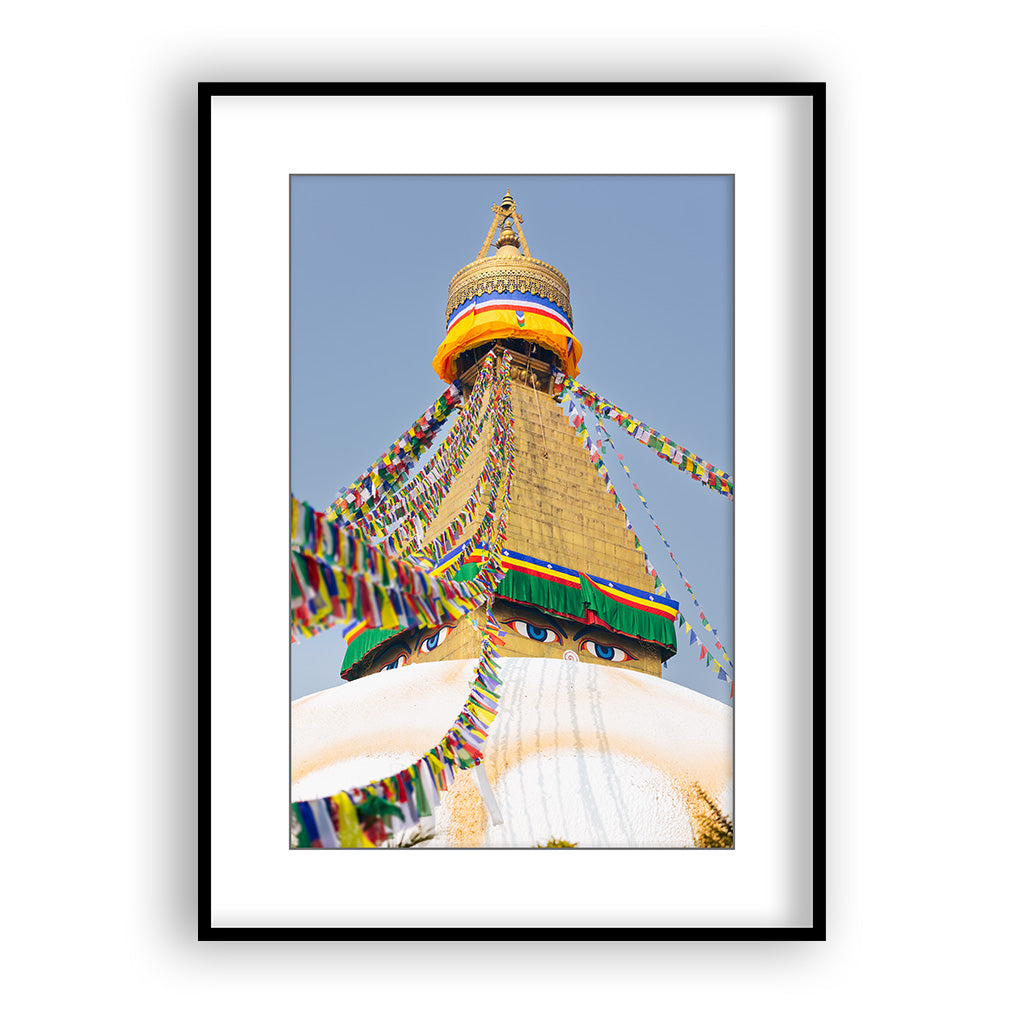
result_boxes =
[342,192,678,680]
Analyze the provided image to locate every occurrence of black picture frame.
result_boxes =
[200,82,824,940]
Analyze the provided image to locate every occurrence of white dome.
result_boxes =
[292,657,732,848]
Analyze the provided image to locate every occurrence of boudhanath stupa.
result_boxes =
[290,190,733,848]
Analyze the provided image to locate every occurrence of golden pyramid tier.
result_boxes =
[342,364,676,682]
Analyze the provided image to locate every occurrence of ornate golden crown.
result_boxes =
[446,256,573,325]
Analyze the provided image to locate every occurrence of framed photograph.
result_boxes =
[203,83,823,937]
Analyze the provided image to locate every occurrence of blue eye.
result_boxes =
[580,640,633,663]
[418,626,452,654]
[504,619,563,644]
[382,654,408,671]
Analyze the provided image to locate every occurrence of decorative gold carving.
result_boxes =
[446,255,573,324]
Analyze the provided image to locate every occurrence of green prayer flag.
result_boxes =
[290,804,311,848]
[356,793,403,821]
[412,765,431,816]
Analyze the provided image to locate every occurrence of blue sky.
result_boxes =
[290,175,733,703]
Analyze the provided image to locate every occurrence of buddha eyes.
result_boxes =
[504,619,563,644]
[500,618,634,662]
[579,640,634,662]
[376,626,452,671]
[418,625,453,654]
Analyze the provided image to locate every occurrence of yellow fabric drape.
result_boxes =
[432,306,582,383]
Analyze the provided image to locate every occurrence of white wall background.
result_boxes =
[2,3,1019,1021]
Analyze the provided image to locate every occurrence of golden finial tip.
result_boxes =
[496,216,520,251]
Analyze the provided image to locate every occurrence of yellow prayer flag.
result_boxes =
[333,792,374,847]
[379,596,400,629]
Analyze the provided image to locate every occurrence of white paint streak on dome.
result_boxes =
[480,752,694,847]
[291,657,732,848]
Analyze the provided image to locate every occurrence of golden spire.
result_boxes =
[475,188,532,260]
[445,196,573,325]
[434,191,580,384]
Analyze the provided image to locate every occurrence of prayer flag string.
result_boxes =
[389,353,511,566]
[326,381,464,525]
[291,352,518,848]
[372,351,498,528]
[553,373,734,500]
[591,417,734,678]
[559,394,667,594]
[290,497,491,643]
[339,351,502,567]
